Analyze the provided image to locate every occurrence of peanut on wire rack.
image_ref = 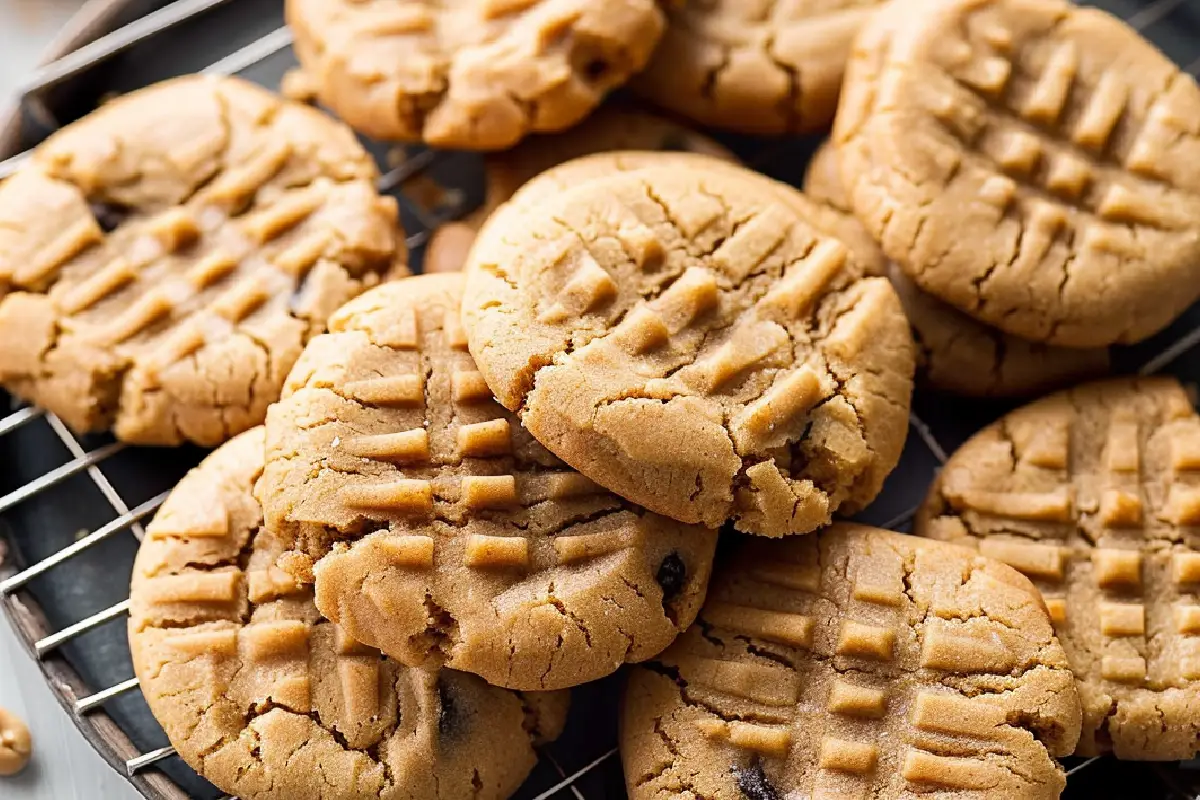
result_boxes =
[3,0,1200,797]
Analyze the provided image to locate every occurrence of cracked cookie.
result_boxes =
[804,142,1109,398]
[287,0,667,150]
[0,75,405,446]
[257,273,718,691]
[632,0,887,134]
[622,523,1082,800]
[835,0,1200,348]
[917,376,1200,760]
[463,165,914,537]
[129,427,568,800]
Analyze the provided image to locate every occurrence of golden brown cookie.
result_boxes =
[622,523,1082,799]
[632,0,886,133]
[287,0,667,150]
[257,274,718,690]
[835,0,1200,347]
[803,142,1109,397]
[0,75,405,446]
[463,165,914,537]
[917,377,1200,760]
[129,428,568,800]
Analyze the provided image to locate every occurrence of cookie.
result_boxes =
[0,708,31,777]
[423,223,478,274]
[0,75,405,446]
[257,273,718,690]
[803,142,1109,397]
[917,376,1200,760]
[835,0,1200,347]
[129,427,569,800]
[287,0,667,150]
[632,0,886,134]
[622,523,1082,800]
[463,165,914,537]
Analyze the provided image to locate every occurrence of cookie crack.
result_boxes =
[545,580,593,648]
[762,32,800,132]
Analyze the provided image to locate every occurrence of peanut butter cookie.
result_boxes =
[633,0,887,133]
[130,427,568,800]
[257,274,718,690]
[0,75,405,445]
[463,165,914,537]
[804,142,1109,397]
[918,376,1200,760]
[835,0,1200,347]
[287,0,667,150]
[622,523,1082,800]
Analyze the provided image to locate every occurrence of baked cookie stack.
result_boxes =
[1,0,1197,797]
[0,76,407,445]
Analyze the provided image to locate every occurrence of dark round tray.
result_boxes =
[3,1,1200,798]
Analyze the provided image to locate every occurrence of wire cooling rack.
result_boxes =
[4,0,1200,798]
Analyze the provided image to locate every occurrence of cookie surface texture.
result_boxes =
[622,523,1082,800]
[258,273,718,690]
[917,377,1200,760]
[803,142,1109,397]
[0,75,404,445]
[463,165,914,537]
[473,150,856,286]
[496,151,874,274]
[129,428,569,800]
[835,0,1200,347]
[633,0,886,133]
[287,0,666,149]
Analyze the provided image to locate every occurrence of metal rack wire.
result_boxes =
[2,0,1200,798]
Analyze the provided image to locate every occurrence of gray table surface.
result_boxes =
[1,5,144,798]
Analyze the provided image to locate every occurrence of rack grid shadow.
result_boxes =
[3,0,1200,798]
